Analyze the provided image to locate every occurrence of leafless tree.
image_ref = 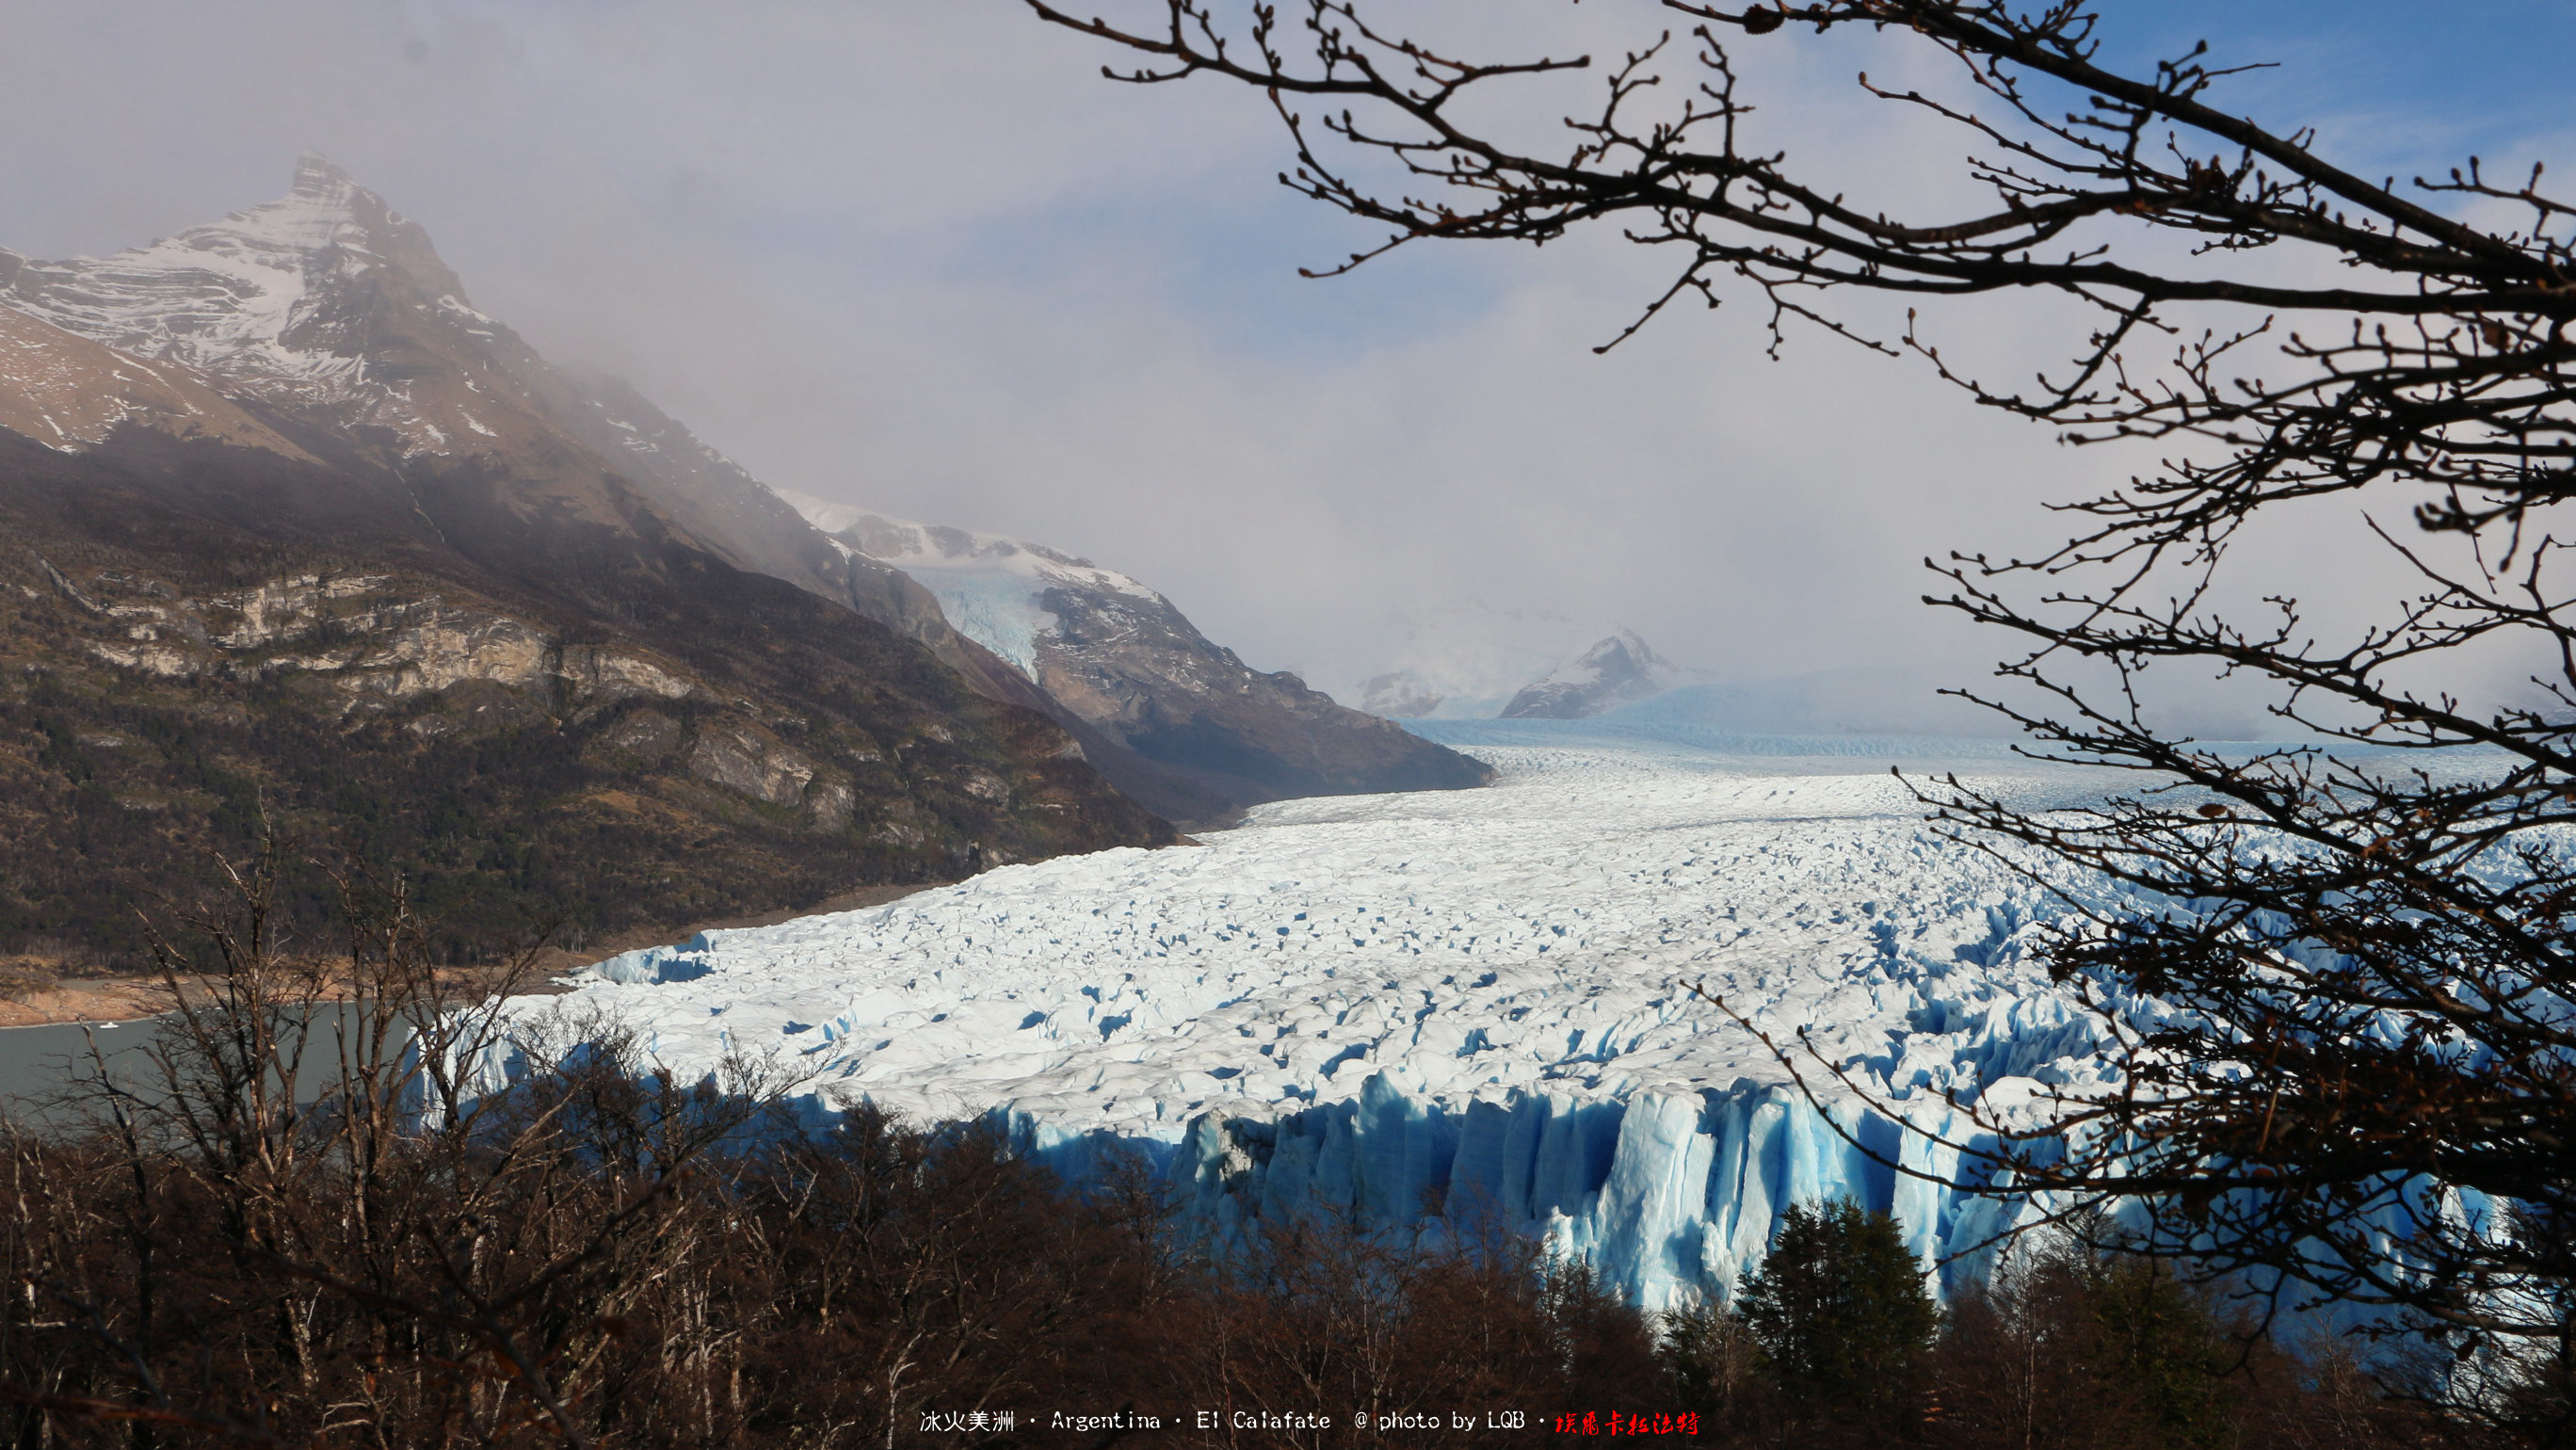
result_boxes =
[0,835,795,1447]
[1021,0,2576,1418]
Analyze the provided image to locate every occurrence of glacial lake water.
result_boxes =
[0,1016,162,1123]
[0,1006,409,1127]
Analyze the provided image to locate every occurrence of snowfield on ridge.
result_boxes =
[505,725,2149,1304]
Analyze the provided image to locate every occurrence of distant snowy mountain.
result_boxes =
[783,493,1161,677]
[1500,629,1689,719]
[1601,665,2019,737]
[1359,669,1443,718]
[1347,601,1604,719]
[782,492,1491,808]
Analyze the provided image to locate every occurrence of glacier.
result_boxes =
[499,723,2146,1307]
[774,488,1167,679]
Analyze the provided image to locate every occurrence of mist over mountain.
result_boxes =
[1499,629,1690,720]
[0,156,1492,876]
[1341,600,1609,720]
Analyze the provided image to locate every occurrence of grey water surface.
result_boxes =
[0,1005,407,1128]
[0,1016,161,1124]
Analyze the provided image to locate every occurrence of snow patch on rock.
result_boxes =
[2,153,368,398]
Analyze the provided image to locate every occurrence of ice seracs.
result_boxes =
[496,721,2134,1307]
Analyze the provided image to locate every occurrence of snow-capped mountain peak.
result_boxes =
[1343,600,1633,719]
[0,153,533,459]
[250,150,374,243]
[4,153,385,395]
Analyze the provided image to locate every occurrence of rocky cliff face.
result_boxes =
[0,425,1169,966]
[789,499,1494,807]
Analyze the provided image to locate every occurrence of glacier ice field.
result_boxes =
[497,725,2173,1307]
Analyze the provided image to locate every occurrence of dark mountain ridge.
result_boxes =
[0,173,1177,965]
[3,153,1478,824]
[550,380,1243,824]
[0,417,1170,966]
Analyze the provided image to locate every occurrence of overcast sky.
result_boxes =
[6,1,2570,710]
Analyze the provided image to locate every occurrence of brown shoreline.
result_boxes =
[0,881,938,1030]
[0,975,178,1030]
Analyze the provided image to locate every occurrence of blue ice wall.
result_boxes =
[1009,1072,2042,1311]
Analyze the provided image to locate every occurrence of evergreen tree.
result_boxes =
[2084,1254,2239,1447]
[1736,1198,1940,1436]
[1935,1233,2246,1450]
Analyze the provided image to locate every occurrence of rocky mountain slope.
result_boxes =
[0,166,1172,966]
[2,158,998,679]
[535,379,1243,824]
[1,154,1484,824]
[785,495,1492,806]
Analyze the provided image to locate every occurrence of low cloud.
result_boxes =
[2,1,2559,721]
